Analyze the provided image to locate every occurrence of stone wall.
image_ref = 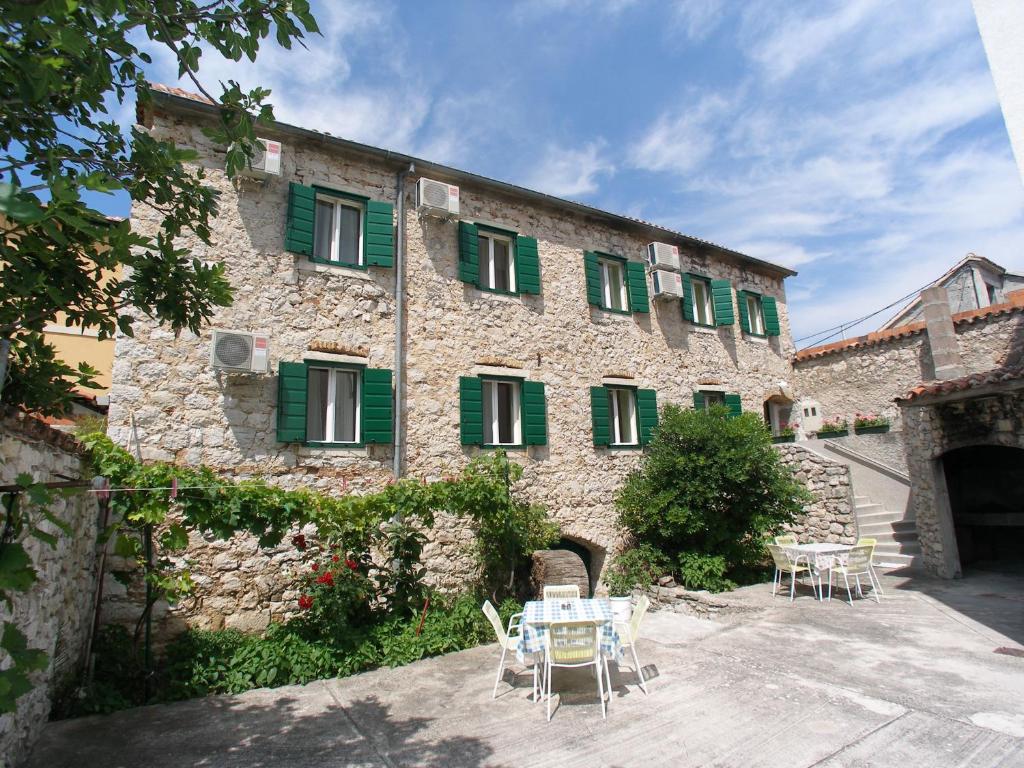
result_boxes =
[774,444,857,544]
[0,412,99,768]
[820,432,908,476]
[105,102,797,633]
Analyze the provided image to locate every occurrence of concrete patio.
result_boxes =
[28,569,1024,767]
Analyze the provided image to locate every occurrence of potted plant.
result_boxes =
[853,412,890,434]
[817,417,849,438]
[772,422,796,443]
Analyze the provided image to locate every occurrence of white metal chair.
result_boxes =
[543,584,581,601]
[544,619,610,721]
[767,544,821,601]
[482,600,542,700]
[613,594,650,694]
[774,534,797,546]
[855,537,885,596]
[828,544,882,605]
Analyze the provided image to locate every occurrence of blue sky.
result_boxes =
[100,0,1024,344]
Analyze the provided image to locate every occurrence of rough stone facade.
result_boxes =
[106,97,798,633]
[774,444,857,544]
[0,412,99,768]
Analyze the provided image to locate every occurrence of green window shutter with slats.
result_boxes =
[516,235,541,295]
[692,391,705,410]
[458,221,480,285]
[589,386,610,446]
[522,380,547,445]
[762,296,781,336]
[276,361,307,442]
[681,274,695,322]
[364,200,394,268]
[584,252,602,306]
[625,261,650,313]
[736,290,751,333]
[459,376,483,445]
[362,368,393,443]
[724,393,742,419]
[711,279,734,326]
[637,389,658,446]
[285,183,315,256]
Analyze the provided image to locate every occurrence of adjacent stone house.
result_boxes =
[106,84,799,628]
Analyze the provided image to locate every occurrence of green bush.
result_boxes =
[603,545,671,595]
[615,404,808,592]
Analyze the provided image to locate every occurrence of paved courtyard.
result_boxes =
[29,570,1024,767]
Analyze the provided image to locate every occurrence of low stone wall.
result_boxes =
[774,444,857,544]
[822,432,908,476]
[0,412,99,768]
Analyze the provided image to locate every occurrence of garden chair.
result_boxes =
[767,544,821,601]
[828,544,882,605]
[613,594,650,694]
[774,534,797,546]
[855,537,884,596]
[482,600,542,700]
[543,584,581,601]
[544,619,610,721]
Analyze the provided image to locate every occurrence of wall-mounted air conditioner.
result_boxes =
[417,177,460,217]
[237,138,282,178]
[210,330,270,373]
[647,242,680,270]
[651,268,684,299]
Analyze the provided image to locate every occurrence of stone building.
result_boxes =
[106,84,800,629]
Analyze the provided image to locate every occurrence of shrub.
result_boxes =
[603,545,671,595]
[616,404,809,591]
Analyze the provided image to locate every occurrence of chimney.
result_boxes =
[921,286,965,380]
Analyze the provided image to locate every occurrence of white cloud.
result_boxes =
[512,0,639,22]
[671,0,726,41]
[628,94,729,174]
[521,141,615,198]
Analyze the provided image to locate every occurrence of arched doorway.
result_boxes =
[763,395,794,437]
[942,445,1024,572]
[550,537,604,596]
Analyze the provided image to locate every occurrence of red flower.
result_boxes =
[345,559,359,571]
[311,563,319,572]
[292,534,307,550]
[331,555,340,563]
[298,594,313,610]
[316,571,334,586]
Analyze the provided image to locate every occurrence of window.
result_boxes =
[314,194,363,266]
[477,231,516,292]
[306,366,360,443]
[482,378,522,445]
[745,293,765,335]
[698,390,726,409]
[607,387,638,445]
[987,283,998,305]
[691,276,714,325]
[600,258,629,311]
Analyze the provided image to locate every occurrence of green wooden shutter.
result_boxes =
[736,290,751,333]
[584,252,602,306]
[459,376,483,445]
[762,296,781,336]
[276,361,307,442]
[522,380,547,445]
[692,391,705,410]
[589,386,610,446]
[285,182,315,256]
[515,235,541,295]
[637,389,658,446]
[364,200,394,268]
[458,221,480,285]
[681,274,695,322]
[625,261,650,313]
[724,393,742,419]
[711,279,735,326]
[362,368,393,443]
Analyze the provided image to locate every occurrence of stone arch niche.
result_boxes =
[762,383,797,437]
[549,535,607,597]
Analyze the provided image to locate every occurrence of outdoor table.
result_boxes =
[516,598,621,663]
[783,543,852,600]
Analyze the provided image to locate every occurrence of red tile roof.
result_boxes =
[794,289,1024,363]
[896,365,1024,404]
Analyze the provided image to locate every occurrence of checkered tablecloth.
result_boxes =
[783,543,852,570]
[516,598,621,662]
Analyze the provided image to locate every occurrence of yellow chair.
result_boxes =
[768,544,820,601]
[854,537,884,596]
[544,620,609,721]
[482,600,540,700]
[829,544,881,605]
[774,534,797,546]
[613,594,651,694]
[543,584,581,601]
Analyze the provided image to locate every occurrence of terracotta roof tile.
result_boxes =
[896,365,1024,404]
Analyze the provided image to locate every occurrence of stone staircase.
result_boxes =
[853,495,921,570]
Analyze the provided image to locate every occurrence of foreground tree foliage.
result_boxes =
[0,0,319,414]
[615,405,809,591]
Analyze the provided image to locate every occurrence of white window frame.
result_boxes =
[700,390,726,409]
[746,294,765,335]
[608,386,638,446]
[307,366,361,444]
[482,378,522,446]
[600,258,629,312]
[314,194,365,266]
[478,231,516,293]
[691,276,714,325]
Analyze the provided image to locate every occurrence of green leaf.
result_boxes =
[0,544,37,597]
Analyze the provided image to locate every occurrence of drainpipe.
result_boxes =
[392,163,414,479]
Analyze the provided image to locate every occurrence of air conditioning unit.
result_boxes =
[417,177,460,217]
[647,242,680,270]
[650,268,684,299]
[238,138,282,177]
[210,330,270,373]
